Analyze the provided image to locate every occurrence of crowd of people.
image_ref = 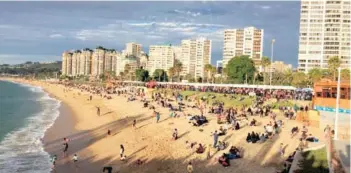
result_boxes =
[47,80,320,173]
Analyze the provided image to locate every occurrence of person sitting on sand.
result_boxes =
[218,126,226,136]
[246,133,252,143]
[251,131,259,143]
[218,153,230,167]
[103,166,113,173]
[259,133,267,143]
[172,128,178,140]
[217,141,226,151]
[291,126,299,137]
[196,144,205,154]
[250,118,257,126]
[187,162,193,173]
[306,134,319,142]
[136,159,144,165]
[229,146,241,158]
[235,122,240,130]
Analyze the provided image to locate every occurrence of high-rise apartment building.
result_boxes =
[222,27,264,68]
[78,49,93,75]
[147,45,175,75]
[298,0,351,73]
[181,38,211,78]
[126,42,142,57]
[91,48,105,76]
[104,50,117,74]
[62,51,72,76]
[71,51,81,76]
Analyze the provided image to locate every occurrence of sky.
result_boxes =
[0,1,301,66]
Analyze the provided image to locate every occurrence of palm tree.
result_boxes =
[222,68,228,83]
[210,66,217,83]
[204,64,213,83]
[328,56,341,81]
[308,68,323,85]
[341,68,350,81]
[261,56,271,85]
[168,67,175,82]
[174,59,183,82]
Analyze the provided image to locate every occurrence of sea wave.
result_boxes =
[0,82,61,173]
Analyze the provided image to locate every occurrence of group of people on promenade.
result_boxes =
[48,80,318,173]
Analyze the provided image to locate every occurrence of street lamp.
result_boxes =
[334,67,341,140]
[269,39,275,91]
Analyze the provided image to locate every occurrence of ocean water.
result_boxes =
[0,80,61,173]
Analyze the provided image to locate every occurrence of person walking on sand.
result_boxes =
[279,143,285,157]
[72,154,79,172]
[120,145,125,159]
[154,111,160,123]
[206,144,211,159]
[96,106,101,116]
[213,130,218,148]
[63,138,69,157]
[133,119,136,128]
[187,162,193,173]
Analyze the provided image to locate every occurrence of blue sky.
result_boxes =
[0,1,301,66]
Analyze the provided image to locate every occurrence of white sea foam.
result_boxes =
[0,82,61,173]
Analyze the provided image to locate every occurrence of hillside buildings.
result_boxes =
[265,61,293,73]
[298,0,351,72]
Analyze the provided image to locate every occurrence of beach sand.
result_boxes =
[3,78,326,173]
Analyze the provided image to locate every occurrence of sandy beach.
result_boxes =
[2,78,326,173]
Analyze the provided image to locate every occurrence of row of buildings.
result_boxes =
[62,43,146,77]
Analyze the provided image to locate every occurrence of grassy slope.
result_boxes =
[297,147,329,173]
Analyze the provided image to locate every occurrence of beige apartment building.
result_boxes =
[61,51,72,76]
[265,61,293,73]
[298,0,351,73]
[181,38,211,78]
[126,42,142,57]
[91,48,105,76]
[78,49,93,75]
[104,50,117,74]
[222,27,264,68]
[71,51,81,76]
[147,45,175,75]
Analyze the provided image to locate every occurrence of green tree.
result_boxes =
[135,68,149,82]
[308,68,323,84]
[174,59,183,82]
[210,66,217,83]
[168,67,175,82]
[261,56,271,85]
[328,56,341,80]
[282,70,293,85]
[292,72,308,87]
[341,68,350,81]
[153,69,168,82]
[225,55,256,84]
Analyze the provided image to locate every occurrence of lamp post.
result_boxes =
[334,67,341,140]
[269,39,275,91]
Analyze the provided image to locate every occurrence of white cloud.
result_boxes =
[260,5,271,9]
[49,34,64,38]
[174,9,202,17]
